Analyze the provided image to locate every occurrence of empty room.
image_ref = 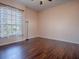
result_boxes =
[0,0,79,59]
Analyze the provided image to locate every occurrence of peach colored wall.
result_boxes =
[0,0,38,46]
[24,8,38,39]
[38,1,79,44]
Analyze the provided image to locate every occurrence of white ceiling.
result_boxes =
[16,0,75,11]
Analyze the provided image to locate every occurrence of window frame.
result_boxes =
[0,4,23,38]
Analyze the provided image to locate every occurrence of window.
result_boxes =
[0,4,23,38]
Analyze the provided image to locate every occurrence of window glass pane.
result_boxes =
[12,8,16,16]
[0,25,1,38]
[16,15,22,24]
[1,14,7,24]
[16,25,22,35]
[11,15,16,24]
[16,20,22,24]
[11,25,17,35]
[7,15,11,24]
[0,10,1,24]
[1,25,7,37]
[6,25,12,36]
[6,6,11,15]
[7,14,11,20]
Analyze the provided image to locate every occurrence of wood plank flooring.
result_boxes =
[0,37,79,59]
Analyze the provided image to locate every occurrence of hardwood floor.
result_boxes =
[0,37,79,59]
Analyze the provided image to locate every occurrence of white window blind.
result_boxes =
[0,4,23,39]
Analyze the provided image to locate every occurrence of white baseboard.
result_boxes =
[1,36,79,46]
[0,38,26,46]
[39,36,79,45]
[0,36,37,46]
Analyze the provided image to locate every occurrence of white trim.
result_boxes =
[0,38,26,46]
[39,36,79,45]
